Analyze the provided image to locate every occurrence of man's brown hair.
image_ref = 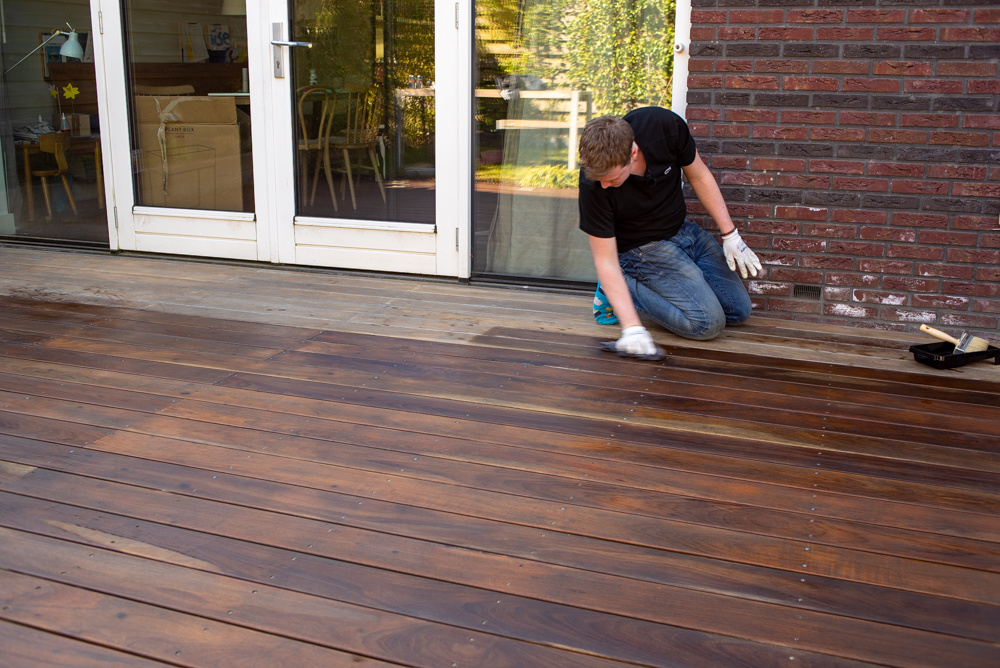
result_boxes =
[578,115,634,180]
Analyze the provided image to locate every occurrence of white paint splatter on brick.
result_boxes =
[829,304,871,318]
[897,310,938,322]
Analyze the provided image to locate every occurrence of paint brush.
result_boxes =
[919,324,992,354]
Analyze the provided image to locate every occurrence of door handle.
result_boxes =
[270,40,313,48]
[271,23,312,78]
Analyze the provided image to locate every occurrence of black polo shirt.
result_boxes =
[578,107,698,253]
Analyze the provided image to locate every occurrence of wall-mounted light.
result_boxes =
[3,23,85,76]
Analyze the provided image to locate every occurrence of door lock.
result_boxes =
[271,23,313,78]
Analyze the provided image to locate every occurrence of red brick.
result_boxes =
[910,9,969,23]
[690,27,716,41]
[788,9,843,24]
[940,313,1000,328]
[777,206,830,222]
[809,160,865,175]
[688,123,710,137]
[772,238,827,252]
[692,10,726,23]
[856,261,913,275]
[890,212,948,228]
[868,129,929,144]
[755,59,810,73]
[964,115,1000,130]
[942,27,1000,41]
[689,75,724,89]
[758,28,815,41]
[840,112,896,126]
[716,59,753,72]
[948,249,1000,263]
[686,108,722,121]
[919,231,980,246]
[887,245,945,260]
[802,223,857,237]
[711,156,750,170]
[824,303,880,319]
[833,209,888,225]
[730,9,785,24]
[881,308,944,323]
[869,162,924,177]
[944,216,996,231]
[847,9,905,23]
[916,263,974,279]
[844,79,901,93]
[882,277,941,291]
[753,125,808,140]
[688,59,715,73]
[829,241,886,256]
[816,27,875,41]
[713,124,751,138]
[975,9,1000,23]
[726,75,780,90]
[823,287,852,300]
[912,294,970,310]
[852,290,909,306]
[746,282,792,297]
[827,272,883,285]
[953,182,1000,198]
[904,80,963,94]
[901,113,959,129]
[748,220,799,234]
[727,109,778,123]
[982,234,1000,249]
[972,299,1000,315]
[719,27,756,40]
[926,165,988,179]
[771,299,823,314]
[833,177,890,191]
[812,60,870,75]
[877,28,937,41]
[782,111,836,124]
[873,61,933,76]
[937,62,998,77]
[720,172,774,186]
[753,157,806,172]
[776,173,831,189]
[891,180,949,195]
[860,227,917,242]
[783,77,839,91]
[969,80,1000,94]
[954,276,1000,295]
[801,256,855,270]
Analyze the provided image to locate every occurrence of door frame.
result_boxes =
[98,0,470,278]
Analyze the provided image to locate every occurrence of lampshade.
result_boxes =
[221,0,246,15]
[59,31,84,60]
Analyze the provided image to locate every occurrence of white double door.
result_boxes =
[93,0,471,278]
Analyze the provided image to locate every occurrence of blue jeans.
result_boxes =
[618,220,752,340]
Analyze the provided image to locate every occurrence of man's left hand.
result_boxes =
[721,229,762,279]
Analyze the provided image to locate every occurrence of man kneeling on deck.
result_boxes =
[578,108,762,359]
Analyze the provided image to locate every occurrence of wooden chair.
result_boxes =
[32,133,78,220]
[297,85,337,209]
[328,85,386,210]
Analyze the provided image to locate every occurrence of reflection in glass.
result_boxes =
[0,3,107,245]
[473,0,676,281]
[292,0,435,223]
[124,1,253,213]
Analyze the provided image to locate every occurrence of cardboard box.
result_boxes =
[135,95,242,211]
[66,113,92,138]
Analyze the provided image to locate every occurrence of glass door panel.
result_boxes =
[473,0,675,281]
[291,0,434,223]
[122,0,254,214]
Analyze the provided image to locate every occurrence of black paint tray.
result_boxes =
[909,341,1000,369]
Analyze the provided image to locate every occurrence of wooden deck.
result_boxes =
[0,246,998,667]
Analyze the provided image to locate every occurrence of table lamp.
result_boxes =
[3,23,85,76]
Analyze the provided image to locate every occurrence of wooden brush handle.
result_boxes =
[919,324,959,345]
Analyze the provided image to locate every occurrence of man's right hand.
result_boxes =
[614,326,665,360]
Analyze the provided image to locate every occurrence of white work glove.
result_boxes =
[616,326,660,357]
[721,229,762,279]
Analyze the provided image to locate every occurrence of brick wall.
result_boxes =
[684,1,1000,337]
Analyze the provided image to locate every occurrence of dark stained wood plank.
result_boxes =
[0,570,403,667]
[0,620,177,667]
